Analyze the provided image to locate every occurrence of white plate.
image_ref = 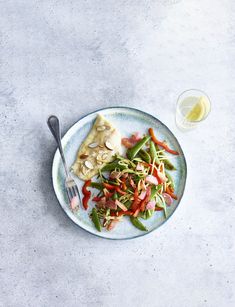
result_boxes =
[52,107,187,239]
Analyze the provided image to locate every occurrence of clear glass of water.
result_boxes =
[176,89,211,131]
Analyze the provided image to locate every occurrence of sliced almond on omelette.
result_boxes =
[71,114,121,180]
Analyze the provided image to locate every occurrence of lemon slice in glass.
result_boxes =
[186,96,210,122]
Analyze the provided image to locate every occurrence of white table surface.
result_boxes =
[0,1,234,306]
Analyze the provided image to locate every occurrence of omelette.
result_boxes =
[72,114,121,180]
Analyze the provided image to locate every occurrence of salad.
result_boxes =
[81,127,179,232]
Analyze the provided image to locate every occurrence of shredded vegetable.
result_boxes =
[81,128,179,232]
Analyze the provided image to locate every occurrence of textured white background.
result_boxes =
[0,1,234,306]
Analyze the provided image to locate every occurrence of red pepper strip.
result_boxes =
[115,187,126,195]
[82,194,90,210]
[82,180,91,194]
[133,208,140,217]
[167,185,175,193]
[166,186,178,200]
[139,187,151,212]
[121,137,134,148]
[149,164,163,184]
[103,182,126,195]
[103,182,116,190]
[117,210,133,217]
[155,207,163,211]
[92,196,102,202]
[103,189,114,199]
[121,179,127,191]
[155,165,167,183]
[131,187,141,211]
[154,168,162,184]
[82,180,91,210]
[149,128,179,155]
[141,161,150,167]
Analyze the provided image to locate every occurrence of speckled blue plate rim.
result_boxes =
[51,106,187,240]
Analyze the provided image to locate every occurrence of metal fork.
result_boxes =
[47,115,81,208]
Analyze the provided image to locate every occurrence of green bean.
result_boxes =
[101,160,126,172]
[130,216,148,231]
[150,186,158,200]
[101,160,118,172]
[132,157,144,163]
[121,169,136,174]
[112,191,118,200]
[139,209,154,220]
[156,194,167,218]
[151,185,162,198]
[126,136,151,160]
[90,182,103,190]
[91,208,102,232]
[104,179,120,186]
[138,149,151,164]
[146,209,154,219]
[155,144,176,170]
[149,141,160,165]
[132,174,142,182]
[123,200,132,209]
[164,159,176,171]
[165,171,175,189]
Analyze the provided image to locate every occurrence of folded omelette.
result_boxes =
[72,114,121,180]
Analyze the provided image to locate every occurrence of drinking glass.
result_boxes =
[176,89,211,131]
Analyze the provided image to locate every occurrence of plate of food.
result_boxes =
[52,107,187,239]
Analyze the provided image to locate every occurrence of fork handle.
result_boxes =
[47,115,69,177]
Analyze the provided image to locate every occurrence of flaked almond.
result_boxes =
[96,125,106,132]
[80,154,89,159]
[96,153,101,159]
[99,144,104,148]
[105,141,114,150]
[88,142,98,148]
[91,152,97,157]
[102,153,108,160]
[105,125,111,130]
[84,160,94,169]
[81,166,88,175]
[97,160,103,165]
[97,152,108,161]
[96,154,102,162]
